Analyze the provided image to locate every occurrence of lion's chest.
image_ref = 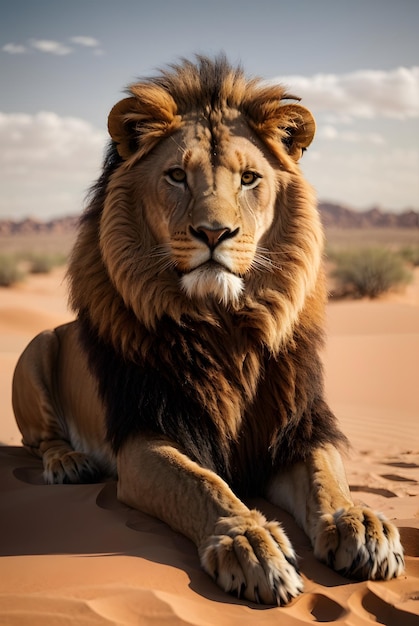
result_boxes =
[82,314,319,496]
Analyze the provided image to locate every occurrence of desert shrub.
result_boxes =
[0,255,26,287]
[398,245,419,267]
[25,252,68,274]
[332,247,412,298]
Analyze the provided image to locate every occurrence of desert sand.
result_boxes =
[0,267,418,625]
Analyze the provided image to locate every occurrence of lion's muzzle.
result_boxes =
[189,225,239,251]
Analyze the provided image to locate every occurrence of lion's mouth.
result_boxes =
[179,263,244,305]
[183,259,237,276]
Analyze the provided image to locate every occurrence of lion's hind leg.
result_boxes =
[12,327,102,485]
[38,439,102,484]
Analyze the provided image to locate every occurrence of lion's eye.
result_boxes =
[166,168,187,185]
[240,171,261,188]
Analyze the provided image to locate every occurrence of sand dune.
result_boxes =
[0,268,418,625]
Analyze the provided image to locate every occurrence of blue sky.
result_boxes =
[1,0,418,218]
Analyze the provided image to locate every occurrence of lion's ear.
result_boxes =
[108,97,140,160]
[108,86,180,160]
[280,104,316,161]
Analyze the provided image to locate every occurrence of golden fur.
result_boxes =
[69,60,321,357]
[13,56,404,605]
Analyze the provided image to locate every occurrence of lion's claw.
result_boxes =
[44,451,101,484]
[315,507,404,580]
[199,510,303,605]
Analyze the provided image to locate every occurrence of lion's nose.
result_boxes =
[190,226,238,250]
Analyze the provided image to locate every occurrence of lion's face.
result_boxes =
[131,111,280,305]
[71,59,323,348]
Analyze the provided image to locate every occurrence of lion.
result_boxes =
[12,56,404,605]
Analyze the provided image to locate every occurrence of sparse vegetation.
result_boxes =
[398,245,419,267]
[24,252,68,274]
[0,255,26,287]
[0,251,68,287]
[331,247,413,299]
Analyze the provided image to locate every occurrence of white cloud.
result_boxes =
[273,67,419,120]
[30,39,73,56]
[0,112,107,219]
[2,36,104,57]
[2,43,27,54]
[318,125,385,144]
[302,145,419,210]
[70,36,104,56]
[70,36,100,48]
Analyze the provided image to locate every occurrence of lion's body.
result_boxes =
[13,56,404,605]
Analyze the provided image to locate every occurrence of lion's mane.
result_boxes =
[68,56,346,496]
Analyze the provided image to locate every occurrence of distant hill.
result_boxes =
[0,215,79,236]
[0,204,418,235]
[318,203,419,228]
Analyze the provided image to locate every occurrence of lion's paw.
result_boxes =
[44,451,101,484]
[199,510,303,605]
[314,507,404,580]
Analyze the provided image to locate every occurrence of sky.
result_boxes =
[1,0,418,220]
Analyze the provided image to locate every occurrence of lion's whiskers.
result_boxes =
[145,244,177,273]
[251,247,283,273]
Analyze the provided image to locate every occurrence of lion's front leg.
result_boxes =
[267,443,404,580]
[117,436,303,605]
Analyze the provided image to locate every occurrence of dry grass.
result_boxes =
[0,233,74,287]
[325,227,419,251]
[0,232,76,256]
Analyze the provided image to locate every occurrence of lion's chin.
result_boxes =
[180,266,244,307]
